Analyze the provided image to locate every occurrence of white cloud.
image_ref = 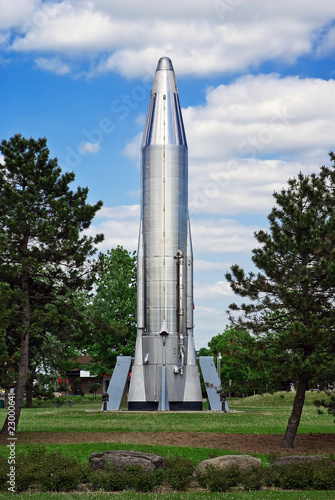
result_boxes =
[79,142,101,154]
[189,158,312,216]
[90,218,139,251]
[195,260,231,271]
[0,0,38,30]
[135,113,146,127]
[2,0,335,77]
[193,305,228,348]
[195,280,232,300]
[193,281,234,346]
[0,32,10,47]
[315,24,335,56]
[184,74,335,163]
[86,205,140,252]
[0,154,5,165]
[126,189,140,199]
[122,74,335,216]
[192,218,260,253]
[35,56,70,75]
[98,205,140,220]
[123,133,142,160]
[181,74,335,215]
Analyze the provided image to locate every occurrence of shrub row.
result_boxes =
[0,447,334,493]
[197,461,335,492]
[0,447,90,493]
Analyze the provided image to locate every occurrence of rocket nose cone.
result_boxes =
[143,55,186,147]
[156,57,174,71]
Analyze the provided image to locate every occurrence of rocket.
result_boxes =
[128,56,202,411]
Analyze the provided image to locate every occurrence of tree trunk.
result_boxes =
[1,265,30,435]
[0,329,29,434]
[25,379,33,408]
[4,389,9,409]
[281,377,308,448]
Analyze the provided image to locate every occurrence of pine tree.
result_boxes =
[226,153,335,448]
[0,134,103,434]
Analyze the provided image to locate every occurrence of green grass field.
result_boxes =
[1,491,335,499]
[0,441,269,471]
[1,391,332,435]
[0,392,334,499]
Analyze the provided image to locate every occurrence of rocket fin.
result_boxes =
[128,364,146,402]
[183,365,203,402]
[158,366,170,410]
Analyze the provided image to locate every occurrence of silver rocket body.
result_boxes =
[128,57,202,410]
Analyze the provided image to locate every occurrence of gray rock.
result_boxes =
[89,450,165,472]
[271,456,334,467]
[195,454,262,476]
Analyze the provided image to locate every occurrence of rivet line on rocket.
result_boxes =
[163,93,167,324]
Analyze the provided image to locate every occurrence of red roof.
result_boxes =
[75,355,92,365]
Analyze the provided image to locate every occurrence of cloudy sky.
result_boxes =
[1,0,335,349]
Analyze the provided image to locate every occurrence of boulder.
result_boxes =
[271,455,334,467]
[195,454,262,476]
[89,450,165,472]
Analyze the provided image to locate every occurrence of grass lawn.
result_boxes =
[0,441,269,465]
[1,491,335,499]
[1,391,332,435]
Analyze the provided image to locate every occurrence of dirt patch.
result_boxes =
[2,431,335,455]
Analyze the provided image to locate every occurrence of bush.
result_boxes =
[125,466,160,492]
[264,460,335,491]
[39,450,89,491]
[279,463,314,490]
[15,446,47,492]
[196,463,241,492]
[0,455,8,492]
[264,464,281,488]
[90,464,161,493]
[312,461,335,490]
[90,469,113,491]
[241,466,263,491]
[87,455,335,493]
[15,463,35,492]
[265,462,313,490]
[90,466,127,492]
[8,446,89,492]
[164,456,196,491]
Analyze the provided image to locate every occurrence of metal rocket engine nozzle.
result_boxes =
[128,57,202,411]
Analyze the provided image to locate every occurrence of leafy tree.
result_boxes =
[314,392,335,420]
[199,326,285,396]
[25,329,84,405]
[0,134,103,434]
[199,328,251,396]
[87,381,101,399]
[225,154,335,448]
[22,276,98,405]
[83,246,137,376]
